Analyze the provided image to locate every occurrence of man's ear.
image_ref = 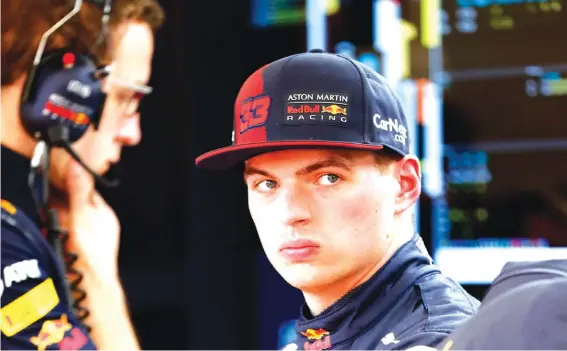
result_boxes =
[393,155,421,215]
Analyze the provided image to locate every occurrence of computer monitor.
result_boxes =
[432,0,567,284]
[304,0,567,285]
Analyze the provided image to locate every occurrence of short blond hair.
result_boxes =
[373,149,403,172]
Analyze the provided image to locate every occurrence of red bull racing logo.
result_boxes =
[285,106,349,126]
[287,104,347,116]
[287,104,321,114]
[29,314,88,351]
[43,101,90,125]
[321,104,347,115]
[30,314,72,351]
[284,92,350,126]
[301,328,331,350]
[285,103,348,125]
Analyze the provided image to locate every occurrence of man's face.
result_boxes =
[244,149,415,293]
[50,20,155,188]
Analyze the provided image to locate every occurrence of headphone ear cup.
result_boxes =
[19,50,107,143]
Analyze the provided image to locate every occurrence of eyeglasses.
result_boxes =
[109,75,152,117]
[95,65,153,117]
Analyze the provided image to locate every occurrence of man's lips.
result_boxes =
[279,238,320,251]
[279,239,320,261]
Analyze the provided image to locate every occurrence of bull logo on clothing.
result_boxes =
[30,314,72,351]
[301,328,331,350]
[321,105,347,115]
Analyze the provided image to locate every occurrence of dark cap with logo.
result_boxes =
[195,49,412,170]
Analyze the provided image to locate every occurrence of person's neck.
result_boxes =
[2,84,71,224]
[1,85,37,158]
[303,218,415,316]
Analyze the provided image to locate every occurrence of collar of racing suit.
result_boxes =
[294,234,438,349]
[1,145,43,227]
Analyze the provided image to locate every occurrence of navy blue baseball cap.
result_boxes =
[195,50,411,170]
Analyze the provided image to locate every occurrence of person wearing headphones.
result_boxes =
[1,0,164,349]
[195,51,480,350]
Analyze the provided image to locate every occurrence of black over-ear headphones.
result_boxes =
[20,49,107,143]
[21,0,119,188]
[20,0,111,143]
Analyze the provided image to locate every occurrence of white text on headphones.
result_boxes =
[67,80,92,99]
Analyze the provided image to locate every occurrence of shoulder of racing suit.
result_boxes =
[356,271,480,350]
[1,199,98,350]
[437,259,567,350]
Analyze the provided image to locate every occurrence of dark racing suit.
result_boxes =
[289,235,480,350]
[1,145,97,350]
[438,259,567,350]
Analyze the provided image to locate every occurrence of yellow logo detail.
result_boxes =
[1,199,17,214]
[0,278,60,337]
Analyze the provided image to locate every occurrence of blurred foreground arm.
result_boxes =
[77,267,139,350]
[66,160,140,350]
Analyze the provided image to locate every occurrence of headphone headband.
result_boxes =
[20,0,114,142]
[23,0,113,103]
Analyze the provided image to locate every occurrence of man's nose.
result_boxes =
[279,184,312,227]
[117,114,141,146]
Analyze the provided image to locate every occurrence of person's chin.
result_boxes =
[285,272,328,292]
[97,161,112,175]
[94,156,118,175]
[281,264,324,285]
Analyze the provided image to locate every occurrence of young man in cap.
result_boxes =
[195,50,479,350]
[1,0,164,349]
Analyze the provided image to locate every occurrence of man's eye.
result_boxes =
[317,174,340,186]
[257,179,277,191]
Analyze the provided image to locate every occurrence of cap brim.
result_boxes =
[195,141,385,170]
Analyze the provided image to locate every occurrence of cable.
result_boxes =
[60,231,91,331]
[29,138,94,334]
[45,203,93,333]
